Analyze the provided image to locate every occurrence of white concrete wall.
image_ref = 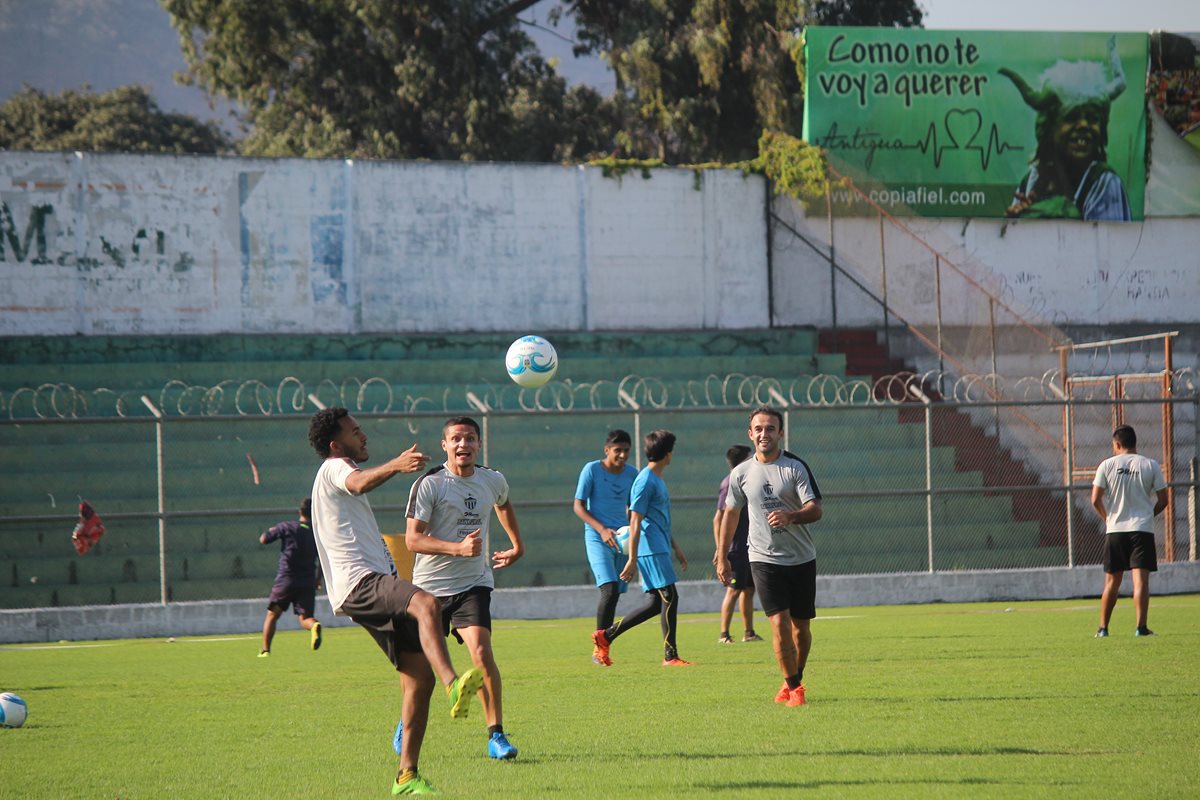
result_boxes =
[5,563,1199,643]
[772,195,1200,329]
[0,154,769,335]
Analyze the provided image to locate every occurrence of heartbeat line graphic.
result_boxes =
[814,109,1023,171]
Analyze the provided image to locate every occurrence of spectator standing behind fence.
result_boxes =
[716,408,823,708]
[1091,425,1168,638]
[258,498,323,657]
[573,429,637,665]
[713,445,762,644]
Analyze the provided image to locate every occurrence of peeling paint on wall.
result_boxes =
[0,153,770,335]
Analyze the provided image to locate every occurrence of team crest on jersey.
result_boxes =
[464,494,478,511]
[762,481,774,496]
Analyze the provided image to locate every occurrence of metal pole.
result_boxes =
[934,254,944,395]
[1064,394,1075,568]
[989,297,999,438]
[827,182,837,347]
[1162,336,1175,561]
[141,396,168,606]
[619,388,643,471]
[925,398,934,573]
[1188,456,1197,562]
[879,214,890,354]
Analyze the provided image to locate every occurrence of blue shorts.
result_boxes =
[638,552,677,592]
[585,536,629,592]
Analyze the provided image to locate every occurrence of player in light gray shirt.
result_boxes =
[717,407,823,708]
[406,416,524,761]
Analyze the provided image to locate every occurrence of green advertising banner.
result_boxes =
[803,28,1148,220]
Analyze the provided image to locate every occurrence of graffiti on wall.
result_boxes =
[0,200,193,273]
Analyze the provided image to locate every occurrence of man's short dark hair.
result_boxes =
[443,416,481,437]
[1113,425,1137,449]
[606,429,632,446]
[645,429,676,462]
[725,445,752,469]
[309,407,350,458]
[748,406,784,429]
[300,498,312,519]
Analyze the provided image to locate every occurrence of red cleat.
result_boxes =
[786,684,807,707]
[774,682,791,704]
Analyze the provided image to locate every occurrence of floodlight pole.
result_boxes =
[141,395,168,606]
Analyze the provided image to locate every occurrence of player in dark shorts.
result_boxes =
[713,445,762,644]
[308,407,485,796]
[1091,425,1168,637]
[258,498,323,657]
[716,407,823,708]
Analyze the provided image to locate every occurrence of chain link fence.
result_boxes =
[1,376,1196,610]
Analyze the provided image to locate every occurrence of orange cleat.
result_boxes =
[786,684,807,707]
[591,630,612,666]
[662,657,692,666]
[774,682,791,704]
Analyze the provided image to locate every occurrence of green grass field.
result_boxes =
[2,596,1198,799]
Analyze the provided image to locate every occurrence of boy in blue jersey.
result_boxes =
[573,430,638,665]
[591,430,690,667]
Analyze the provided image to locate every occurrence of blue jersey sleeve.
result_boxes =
[575,463,594,503]
[629,470,652,517]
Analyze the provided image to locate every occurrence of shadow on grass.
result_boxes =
[695,777,1016,791]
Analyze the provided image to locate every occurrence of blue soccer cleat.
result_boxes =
[488,731,518,760]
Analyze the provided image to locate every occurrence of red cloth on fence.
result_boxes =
[72,500,106,555]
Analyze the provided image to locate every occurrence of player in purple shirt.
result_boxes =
[258,498,324,657]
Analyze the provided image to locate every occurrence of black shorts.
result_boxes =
[751,560,816,620]
[1103,531,1158,574]
[340,573,424,669]
[725,554,755,592]
[267,579,317,618]
[438,586,493,641]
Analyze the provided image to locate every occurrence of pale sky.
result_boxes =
[919,0,1200,32]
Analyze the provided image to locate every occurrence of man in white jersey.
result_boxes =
[308,407,485,796]
[716,407,822,708]
[406,416,525,761]
[1091,425,1167,638]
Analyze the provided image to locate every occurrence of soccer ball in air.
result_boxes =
[0,693,27,728]
[614,526,631,555]
[505,335,558,388]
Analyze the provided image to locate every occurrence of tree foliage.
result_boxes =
[0,85,231,154]
[565,0,924,163]
[161,0,616,161]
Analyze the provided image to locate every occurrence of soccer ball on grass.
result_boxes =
[0,692,27,728]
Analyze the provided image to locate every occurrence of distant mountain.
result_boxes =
[0,0,613,136]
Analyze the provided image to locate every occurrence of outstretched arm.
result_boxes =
[345,444,429,495]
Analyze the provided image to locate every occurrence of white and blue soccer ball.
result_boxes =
[614,526,631,555]
[0,692,27,728]
[505,335,558,388]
